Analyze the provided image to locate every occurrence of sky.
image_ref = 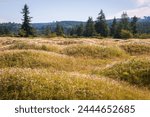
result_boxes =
[0,0,150,23]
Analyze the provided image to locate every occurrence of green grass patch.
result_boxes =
[102,58,150,87]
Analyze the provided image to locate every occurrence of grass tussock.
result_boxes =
[120,43,150,55]
[0,50,74,70]
[0,50,109,73]
[62,44,128,59]
[102,58,150,87]
[8,42,60,52]
[0,68,150,100]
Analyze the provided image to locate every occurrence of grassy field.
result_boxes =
[0,37,150,100]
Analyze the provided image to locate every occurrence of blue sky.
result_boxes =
[0,0,150,23]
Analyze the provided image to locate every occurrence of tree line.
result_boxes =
[0,4,150,39]
[68,10,139,39]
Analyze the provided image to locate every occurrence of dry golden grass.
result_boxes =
[0,37,150,100]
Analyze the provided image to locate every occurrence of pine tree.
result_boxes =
[55,23,64,36]
[110,17,117,36]
[114,12,132,38]
[95,10,109,37]
[120,12,130,30]
[69,28,75,36]
[130,16,138,34]
[84,17,96,37]
[76,23,84,37]
[114,22,122,38]
[19,4,34,37]
[44,26,51,37]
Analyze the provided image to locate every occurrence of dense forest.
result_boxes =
[0,4,150,39]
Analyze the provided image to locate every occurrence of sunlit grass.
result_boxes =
[0,68,150,100]
[0,37,150,100]
[102,58,150,87]
[61,44,128,59]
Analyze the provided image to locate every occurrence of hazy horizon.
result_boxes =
[0,0,150,23]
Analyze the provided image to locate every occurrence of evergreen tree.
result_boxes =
[84,17,96,37]
[69,28,75,36]
[19,4,34,37]
[110,17,117,36]
[130,16,138,34]
[120,12,130,30]
[114,12,131,38]
[55,23,64,36]
[76,23,84,37]
[0,26,11,36]
[95,10,109,37]
[44,26,51,37]
[114,23,122,38]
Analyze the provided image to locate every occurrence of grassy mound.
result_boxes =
[0,50,74,70]
[0,50,108,73]
[8,42,60,52]
[1,38,150,100]
[102,58,150,87]
[120,43,150,55]
[0,68,150,100]
[62,44,127,59]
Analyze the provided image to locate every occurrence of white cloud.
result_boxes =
[0,18,8,23]
[114,0,150,18]
[115,6,150,18]
[133,0,150,5]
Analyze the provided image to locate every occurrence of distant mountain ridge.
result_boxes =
[32,17,150,29]
[1,16,150,35]
[33,21,85,32]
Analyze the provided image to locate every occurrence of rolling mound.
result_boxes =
[102,58,150,87]
[0,50,77,70]
[0,37,150,100]
[0,68,150,100]
[61,44,128,59]
[120,43,150,55]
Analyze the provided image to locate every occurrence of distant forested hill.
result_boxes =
[0,17,150,36]
[33,21,85,34]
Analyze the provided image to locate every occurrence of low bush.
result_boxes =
[120,30,133,39]
[135,33,150,39]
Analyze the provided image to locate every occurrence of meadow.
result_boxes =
[0,37,150,100]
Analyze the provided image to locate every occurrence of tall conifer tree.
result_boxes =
[110,17,117,36]
[84,17,96,37]
[95,10,109,37]
[55,23,64,36]
[19,4,34,37]
[131,16,138,34]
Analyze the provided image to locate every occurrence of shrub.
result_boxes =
[120,30,133,39]
[135,33,150,39]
